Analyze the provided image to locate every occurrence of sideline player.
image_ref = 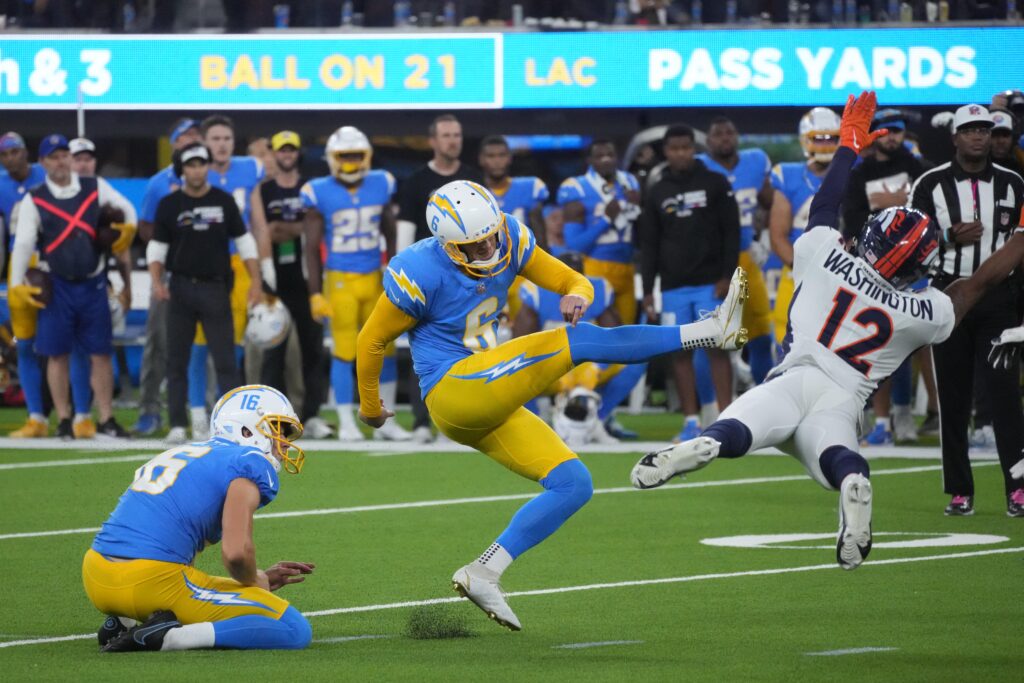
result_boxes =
[631,91,1024,570]
[85,385,314,652]
[356,180,748,630]
[304,126,410,442]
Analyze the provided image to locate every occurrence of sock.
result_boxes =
[684,413,699,425]
[875,417,891,430]
[746,334,772,384]
[565,323,684,365]
[331,358,354,406]
[16,339,44,416]
[191,406,208,431]
[336,405,358,430]
[693,349,716,406]
[381,356,398,383]
[496,459,593,558]
[161,622,215,651]
[474,542,514,577]
[211,606,311,650]
[819,445,870,489]
[70,346,92,415]
[891,357,912,405]
[188,346,208,409]
[701,418,752,458]
[597,363,646,421]
[29,412,46,423]
[74,413,91,424]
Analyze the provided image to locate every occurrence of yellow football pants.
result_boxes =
[82,549,289,624]
[772,266,795,346]
[426,328,579,481]
[8,254,40,339]
[583,257,636,324]
[325,270,394,362]
[739,250,772,340]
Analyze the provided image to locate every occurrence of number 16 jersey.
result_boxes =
[775,226,954,405]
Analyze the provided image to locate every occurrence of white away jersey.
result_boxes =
[775,226,955,404]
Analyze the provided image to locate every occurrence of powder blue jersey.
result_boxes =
[765,162,823,271]
[556,167,640,264]
[383,213,537,397]
[491,176,548,224]
[301,170,396,274]
[91,438,279,565]
[0,163,46,243]
[139,165,178,223]
[698,148,771,252]
[208,156,264,228]
[519,275,612,330]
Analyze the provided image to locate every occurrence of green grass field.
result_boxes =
[0,411,1019,681]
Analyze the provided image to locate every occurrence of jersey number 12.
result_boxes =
[816,288,894,375]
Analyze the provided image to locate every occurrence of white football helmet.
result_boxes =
[245,298,292,350]
[799,107,842,163]
[426,180,511,277]
[210,385,305,474]
[326,126,372,184]
[553,388,601,450]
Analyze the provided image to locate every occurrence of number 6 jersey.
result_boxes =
[774,226,955,405]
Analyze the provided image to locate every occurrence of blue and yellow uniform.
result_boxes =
[768,161,823,345]
[557,167,641,324]
[1,163,47,340]
[490,176,549,321]
[698,149,772,341]
[83,438,290,624]
[139,165,179,225]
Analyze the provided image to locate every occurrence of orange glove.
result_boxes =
[839,90,888,155]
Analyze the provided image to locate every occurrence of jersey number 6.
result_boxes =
[130,445,212,495]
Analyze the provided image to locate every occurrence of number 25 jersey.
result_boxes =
[775,226,954,405]
[301,170,396,274]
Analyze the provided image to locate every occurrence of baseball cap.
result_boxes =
[38,134,70,158]
[169,118,200,144]
[0,132,26,151]
[991,110,1015,132]
[69,137,96,156]
[871,108,906,132]
[271,130,301,151]
[180,145,211,165]
[953,104,993,131]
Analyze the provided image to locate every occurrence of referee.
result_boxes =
[910,104,1024,517]
[146,143,261,443]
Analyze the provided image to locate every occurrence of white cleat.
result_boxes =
[712,267,749,351]
[837,473,873,570]
[372,420,414,441]
[304,416,335,440]
[411,425,434,444]
[164,426,188,445]
[631,436,720,490]
[451,564,522,631]
[338,422,366,442]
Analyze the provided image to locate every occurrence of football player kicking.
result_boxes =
[83,385,314,652]
[632,91,1024,570]
[356,180,749,631]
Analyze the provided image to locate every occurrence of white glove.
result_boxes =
[931,111,955,130]
[988,325,1024,370]
[1011,457,1024,480]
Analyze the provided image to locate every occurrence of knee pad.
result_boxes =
[278,606,313,650]
[542,458,594,511]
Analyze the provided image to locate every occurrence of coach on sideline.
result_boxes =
[147,143,261,444]
[911,104,1024,517]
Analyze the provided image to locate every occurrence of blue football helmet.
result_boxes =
[856,206,939,290]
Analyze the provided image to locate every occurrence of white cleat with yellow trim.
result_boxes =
[451,563,522,631]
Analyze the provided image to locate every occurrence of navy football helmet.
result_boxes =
[856,206,939,290]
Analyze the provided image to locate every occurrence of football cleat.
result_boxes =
[711,267,749,351]
[73,417,97,439]
[411,425,434,444]
[944,495,974,516]
[9,417,48,438]
[102,610,179,652]
[631,436,720,490]
[451,564,521,631]
[836,474,873,570]
[673,417,701,444]
[132,413,162,436]
[1007,489,1024,518]
[863,423,893,446]
[98,418,131,439]
[164,426,188,445]
[604,417,638,440]
[97,615,137,647]
[56,418,74,441]
[304,416,335,440]
[892,409,918,443]
[372,420,414,441]
[338,422,366,442]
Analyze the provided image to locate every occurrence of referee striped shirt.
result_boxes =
[910,159,1024,277]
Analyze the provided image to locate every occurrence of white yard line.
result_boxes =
[552,640,644,650]
[5,547,1020,649]
[805,647,899,656]
[0,464,969,541]
[0,454,152,470]
[313,635,393,644]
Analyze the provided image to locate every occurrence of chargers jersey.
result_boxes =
[698,148,770,252]
[139,165,179,223]
[92,438,279,565]
[557,167,640,264]
[774,226,954,405]
[208,156,265,228]
[383,213,536,397]
[0,163,46,242]
[765,162,823,271]
[490,177,549,224]
[301,170,395,275]
[519,276,612,330]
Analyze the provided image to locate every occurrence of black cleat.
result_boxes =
[102,610,179,652]
[944,495,974,516]
[97,615,134,647]
[1008,489,1024,518]
[56,418,74,441]
[98,418,131,439]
